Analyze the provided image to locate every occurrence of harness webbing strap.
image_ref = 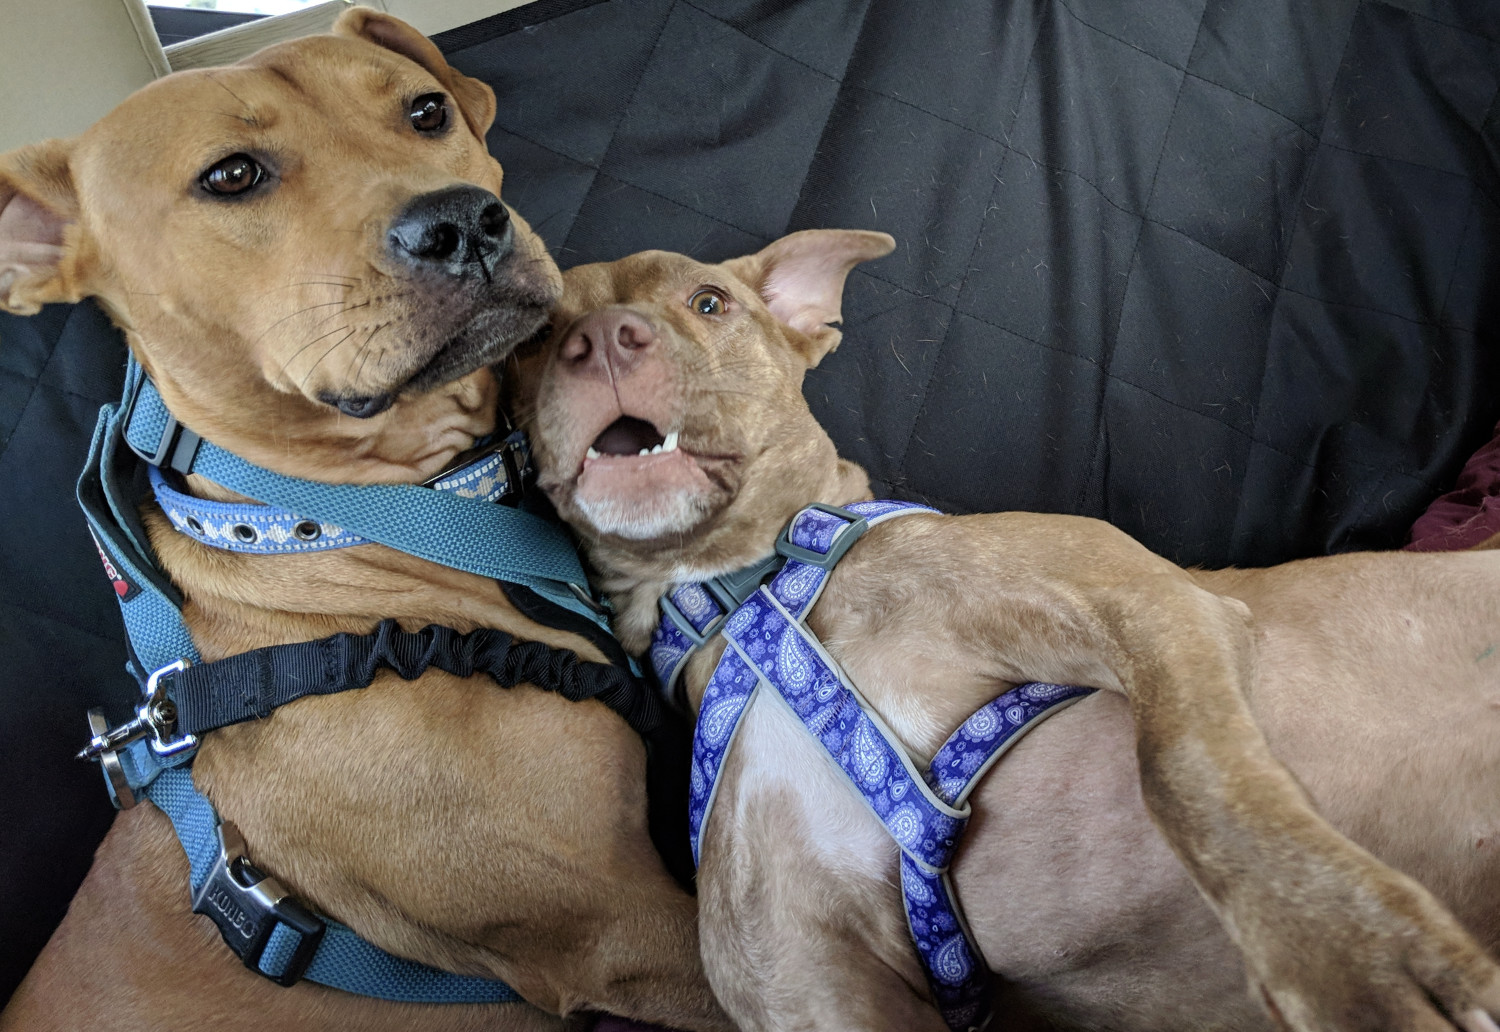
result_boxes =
[73,357,641,1003]
[123,372,601,626]
[715,590,968,872]
[167,618,664,741]
[898,682,1093,1028]
[147,766,520,1003]
[666,500,1096,1032]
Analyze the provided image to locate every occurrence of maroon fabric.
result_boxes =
[1406,420,1500,552]
[593,1018,673,1032]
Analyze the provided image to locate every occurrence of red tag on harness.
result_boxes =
[90,530,140,601]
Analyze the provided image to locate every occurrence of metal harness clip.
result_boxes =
[191,821,326,986]
[78,659,200,808]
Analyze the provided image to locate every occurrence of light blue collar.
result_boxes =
[148,434,529,555]
[122,367,601,624]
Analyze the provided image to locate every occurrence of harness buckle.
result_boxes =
[659,591,728,649]
[82,708,137,809]
[567,581,615,617]
[191,821,326,987]
[659,553,786,648]
[498,431,531,503]
[122,373,201,473]
[775,502,870,569]
[77,659,198,775]
[420,431,531,504]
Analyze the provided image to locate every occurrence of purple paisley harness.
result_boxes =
[650,500,1095,1032]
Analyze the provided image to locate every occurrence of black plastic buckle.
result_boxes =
[122,373,201,473]
[499,431,532,502]
[191,822,326,987]
[421,431,531,504]
[775,503,870,569]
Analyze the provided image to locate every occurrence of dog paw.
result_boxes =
[1244,866,1500,1032]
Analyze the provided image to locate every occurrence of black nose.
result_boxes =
[387,185,513,278]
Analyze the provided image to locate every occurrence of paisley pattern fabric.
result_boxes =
[927,681,1095,805]
[908,680,1095,1027]
[672,501,1096,1031]
[713,590,968,872]
[652,582,729,697]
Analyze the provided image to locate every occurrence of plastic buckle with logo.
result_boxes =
[191,822,326,986]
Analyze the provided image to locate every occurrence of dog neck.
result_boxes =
[133,331,502,490]
[589,433,873,674]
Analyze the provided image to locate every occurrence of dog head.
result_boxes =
[0,9,561,481]
[519,229,892,584]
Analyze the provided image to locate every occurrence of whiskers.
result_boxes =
[253,272,392,389]
[293,326,357,389]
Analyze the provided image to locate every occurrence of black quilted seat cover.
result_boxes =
[2,0,1496,1000]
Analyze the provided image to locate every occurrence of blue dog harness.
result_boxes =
[75,356,645,1002]
[651,501,1095,1031]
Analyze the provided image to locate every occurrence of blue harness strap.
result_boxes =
[660,501,1095,1032]
[71,356,579,1003]
[123,369,600,624]
[148,766,518,1001]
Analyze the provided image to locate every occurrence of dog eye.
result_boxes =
[410,93,449,133]
[689,289,727,316]
[200,154,264,197]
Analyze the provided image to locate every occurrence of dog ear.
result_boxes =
[0,138,84,315]
[333,8,498,140]
[724,229,895,366]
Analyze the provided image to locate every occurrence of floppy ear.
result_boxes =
[333,8,498,140]
[724,229,895,366]
[0,138,84,315]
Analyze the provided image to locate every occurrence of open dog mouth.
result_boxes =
[586,416,681,461]
[571,413,731,540]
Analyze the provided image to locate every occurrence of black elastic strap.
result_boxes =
[167,619,664,741]
[500,581,635,672]
[497,582,695,886]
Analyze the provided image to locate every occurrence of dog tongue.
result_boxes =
[592,415,664,455]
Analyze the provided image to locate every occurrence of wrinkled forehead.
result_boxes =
[560,251,734,312]
[73,34,438,194]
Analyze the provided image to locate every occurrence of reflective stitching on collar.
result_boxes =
[149,446,518,556]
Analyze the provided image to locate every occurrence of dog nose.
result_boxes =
[561,308,657,376]
[387,185,513,276]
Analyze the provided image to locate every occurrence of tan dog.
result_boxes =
[517,230,1500,1032]
[0,12,728,1032]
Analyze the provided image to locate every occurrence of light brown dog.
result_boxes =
[517,230,1500,1032]
[0,12,729,1032]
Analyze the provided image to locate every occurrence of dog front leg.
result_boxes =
[1095,574,1498,1030]
[877,513,1500,1032]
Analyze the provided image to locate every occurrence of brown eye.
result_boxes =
[410,93,449,133]
[201,154,264,196]
[689,288,727,316]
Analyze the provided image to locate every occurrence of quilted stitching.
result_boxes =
[1,0,1498,999]
[453,0,1499,564]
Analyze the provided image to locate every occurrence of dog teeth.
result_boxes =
[663,431,679,452]
[586,446,600,460]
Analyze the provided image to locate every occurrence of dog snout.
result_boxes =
[387,185,513,277]
[560,308,658,378]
